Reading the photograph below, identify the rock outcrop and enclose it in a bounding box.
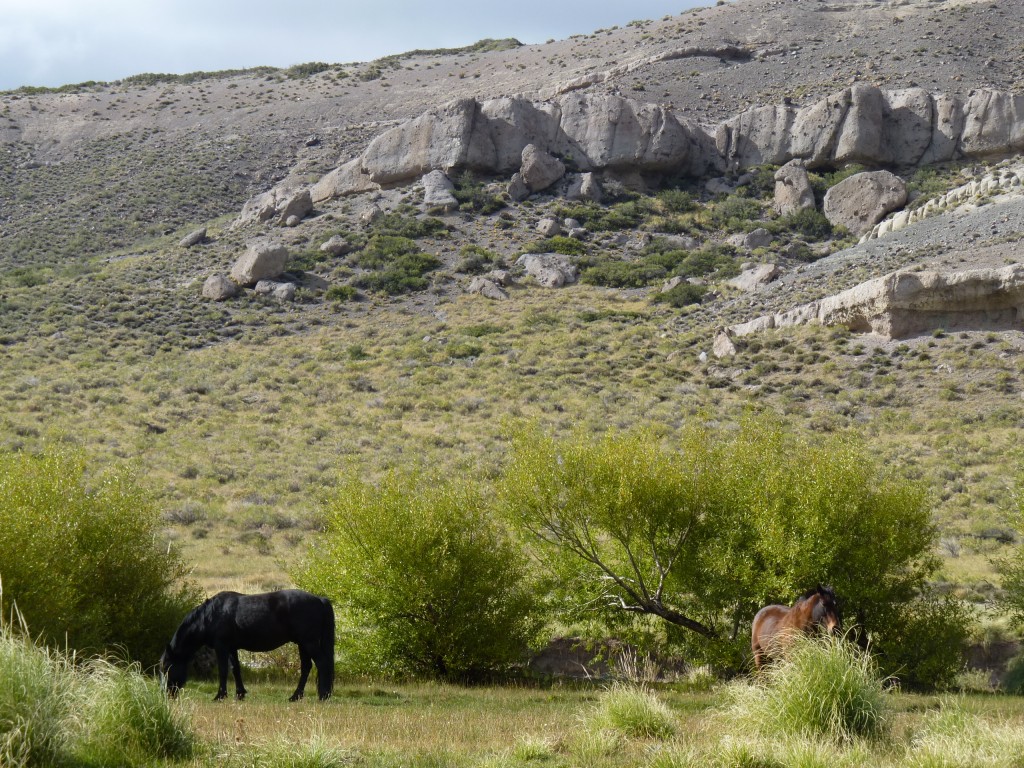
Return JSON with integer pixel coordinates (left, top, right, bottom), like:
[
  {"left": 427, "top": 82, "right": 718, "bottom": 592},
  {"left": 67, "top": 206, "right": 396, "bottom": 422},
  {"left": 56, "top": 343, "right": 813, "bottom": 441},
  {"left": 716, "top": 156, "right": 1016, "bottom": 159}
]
[
  {"left": 862, "top": 162, "right": 1024, "bottom": 242},
  {"left": 823, "top": 170, "right": 907, "bottom": 235},
  {"left": 240, "top": 86, "right": 1024, "bottom": 221},
  {"left": 728, "top": 264, "right": 1024, "bottom": 342}
]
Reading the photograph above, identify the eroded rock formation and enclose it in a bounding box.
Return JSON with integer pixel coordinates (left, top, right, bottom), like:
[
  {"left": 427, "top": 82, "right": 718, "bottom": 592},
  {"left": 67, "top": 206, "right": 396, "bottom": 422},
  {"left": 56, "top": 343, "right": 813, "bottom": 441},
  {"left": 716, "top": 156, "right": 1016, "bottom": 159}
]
[{"left": 726, "top": 264, "right": 1024, "bottom": 343}]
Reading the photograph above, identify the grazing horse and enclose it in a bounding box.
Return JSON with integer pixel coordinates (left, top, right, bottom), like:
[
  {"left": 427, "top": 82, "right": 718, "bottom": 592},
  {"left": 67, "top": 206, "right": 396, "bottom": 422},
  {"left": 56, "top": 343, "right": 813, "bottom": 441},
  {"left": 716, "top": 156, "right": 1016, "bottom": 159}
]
[
  {"left": 160, "top": 589, "right": 334, "bottom": 701},
  {"left": 751, "top": 585, "right": 841, "bottom": 670}
]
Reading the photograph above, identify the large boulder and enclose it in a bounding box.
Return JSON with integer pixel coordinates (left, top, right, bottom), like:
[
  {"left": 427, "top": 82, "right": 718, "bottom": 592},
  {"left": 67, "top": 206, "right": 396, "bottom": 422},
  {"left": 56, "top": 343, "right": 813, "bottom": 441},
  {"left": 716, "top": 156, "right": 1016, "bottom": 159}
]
[
  {"left": 960, "top": 89, "right": 1024, "bottom": 158},
  {"left": 774, "top": 160, "right": 815, "bottom": 215},
  {"left": 728, "top": 263, "right": 781, "bottom": 292},
  {"left": 236, "top": 178, "right": 309, "bottom": 227},
  {"left": 519, "top": 144, "right": 565, "bottom": 193},
  {"left": 179, "top": 227, "right": 207, "bottom": 248},
  {"left": 823, "top": 171, "right": 907, "bottom": 235},
  {"left": 230, "top": 241, "right": 289, "bottom": 286},
  {"left": 361, "top": 98, "right": 478, "bottom": 185},
  {"left": 516, "top": 253, "right": 578, "bottom": 288},
  {"left": 254, "top": 280, "right": 296, "bottom": 301},
  {"left": 422, "top": 170, "right": 459, "bottom": 212},
  {"left": 201, "top": 274, "right": 238, "bottom": 301}
]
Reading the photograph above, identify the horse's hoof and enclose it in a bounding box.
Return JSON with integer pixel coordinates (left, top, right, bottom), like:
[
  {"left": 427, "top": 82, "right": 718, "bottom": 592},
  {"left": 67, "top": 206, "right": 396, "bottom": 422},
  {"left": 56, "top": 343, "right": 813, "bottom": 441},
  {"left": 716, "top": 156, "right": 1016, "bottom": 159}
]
[
  {"left": 318, "top": 693, "right": 331, "bottom": 701},
  {"left": 236, "top": 692, "right": 246, "bottom": 701},
  {"left": 214, "top": 692, "right": 227, "bottom": 701},
  {"left": 289, "top": 693, "right": 303, "bottom": 702}
]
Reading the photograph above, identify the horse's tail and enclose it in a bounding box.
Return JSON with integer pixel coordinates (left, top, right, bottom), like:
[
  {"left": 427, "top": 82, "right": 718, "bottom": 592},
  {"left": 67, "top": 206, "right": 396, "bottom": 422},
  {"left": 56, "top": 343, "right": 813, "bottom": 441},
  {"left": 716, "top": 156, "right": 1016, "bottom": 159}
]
[{"left": 317, "top": 597, "right": 335, "bottom": 699}]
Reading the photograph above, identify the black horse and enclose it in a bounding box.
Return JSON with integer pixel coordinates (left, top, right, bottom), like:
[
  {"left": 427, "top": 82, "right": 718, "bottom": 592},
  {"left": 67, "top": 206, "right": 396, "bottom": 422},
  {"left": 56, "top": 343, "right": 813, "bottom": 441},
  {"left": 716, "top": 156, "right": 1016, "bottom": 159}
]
[{"left": 160, "top": 589, "right": 334, "bottom": 701}]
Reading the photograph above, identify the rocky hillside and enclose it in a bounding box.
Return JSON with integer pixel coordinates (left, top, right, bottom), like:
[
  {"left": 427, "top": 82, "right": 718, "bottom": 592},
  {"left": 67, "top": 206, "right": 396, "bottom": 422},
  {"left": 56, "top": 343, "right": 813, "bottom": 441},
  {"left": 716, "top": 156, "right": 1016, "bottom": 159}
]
[{"left": 1, "top": 0, "right": 1023, "bottom": 593}]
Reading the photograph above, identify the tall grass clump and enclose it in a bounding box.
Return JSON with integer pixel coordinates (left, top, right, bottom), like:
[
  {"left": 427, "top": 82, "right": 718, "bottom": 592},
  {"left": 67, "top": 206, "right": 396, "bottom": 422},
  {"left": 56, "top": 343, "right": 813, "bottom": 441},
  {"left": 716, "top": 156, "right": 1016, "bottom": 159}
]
[
  {"left": 0, "top": 613, "right": 72, "bottom": 768},
  {"left": 75, "top": 658, "right": 194, "bottom": 766},
  {"left": 727, "top": 634, "right": 889, "bottom": 743},
  {"left": 224, "top": 735, "right": 352, "bottom": 768},
  {"left": 591, "top": 683, "right": 677, "bottom": 740},
  {"left": 905, "top": 699, "right": 1024, "bottom": 768}
]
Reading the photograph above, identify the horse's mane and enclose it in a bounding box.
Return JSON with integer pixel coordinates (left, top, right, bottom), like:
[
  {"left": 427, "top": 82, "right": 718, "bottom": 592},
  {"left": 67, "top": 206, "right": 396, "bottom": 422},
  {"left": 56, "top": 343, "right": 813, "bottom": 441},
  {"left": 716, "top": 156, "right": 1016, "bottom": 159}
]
[
  {"left": 169, "top": 593, "right": 223, "bottom": 653},
  {"left": 797, "top": 585, "right": 836, "bottom": 603}
]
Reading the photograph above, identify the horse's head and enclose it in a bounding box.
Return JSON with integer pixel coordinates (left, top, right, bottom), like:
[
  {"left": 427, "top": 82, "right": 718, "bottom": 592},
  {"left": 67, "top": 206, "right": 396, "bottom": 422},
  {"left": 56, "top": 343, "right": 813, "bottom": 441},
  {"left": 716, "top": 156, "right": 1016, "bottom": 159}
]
[
  {"left": 160, "top": 645, "right": 188, "bottom": 698},
  {"left": 811, "top": 584, "right": 841, "bottom": 635}
]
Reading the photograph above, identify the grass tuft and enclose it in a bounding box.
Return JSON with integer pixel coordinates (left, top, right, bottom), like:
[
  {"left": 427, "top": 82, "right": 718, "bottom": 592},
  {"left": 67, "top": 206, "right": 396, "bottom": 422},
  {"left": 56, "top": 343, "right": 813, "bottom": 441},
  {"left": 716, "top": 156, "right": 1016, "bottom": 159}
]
[
  {"left": 590, "top": 683, "right": 677, "bottom": 741},
  {"left": 726, "top": 634, "right": 889, "bottom": 743}
]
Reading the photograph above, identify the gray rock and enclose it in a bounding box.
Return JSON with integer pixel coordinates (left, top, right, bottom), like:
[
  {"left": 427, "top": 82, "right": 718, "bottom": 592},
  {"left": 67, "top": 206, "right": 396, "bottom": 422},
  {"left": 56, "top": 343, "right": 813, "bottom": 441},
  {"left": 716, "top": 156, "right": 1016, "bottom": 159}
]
[
  {"left": 422, "top": 169, "right": 459, "bottom": 212},
  {"left": 508, "top": 172, "right": 530, "bottom": 202},
  {"left": 486, "top": 269, "right": 513, "bottom": 287},
  {"left": 713, "top": 332, "right": 737, "bottom": 358},
  {"left": 537, "top": 217, "right": 562, "bottom": 237},
  {"left": 566, "top": 172, "right": 602, "bottom": 202},
  {"left": 277, "top": 189, "right": 312, "bottom": 225},
  {"left": 520, "top": 144, "right": 565, "bottom": 193},
  {"left": 320, "top": 235, "right": 353, "bottom": 256},
  {"left": 285, "top": 215, "right": 301, "bottom": 228},
  {"left": 823, "top": 170, "right": 907, "bottom": 235},
  {"left": 658, "top": 234, "right": 701, "bottom": 251},
  {"left": 516, "top": 253, "right": 578, "bottom": 288},
  {"left": 230, "top": 242, "right": 289, "bottom": 286},
  {"left": 466, "top": 276, "right": 509, "bottom": 300},
  {"left": 311, "top": 158, "right": 377, "bottom": 202},
  {"left": 774, "top": 160, "right": 815, "bottom": 215},
  {"left": 201, "top": 274, "right": 238, "bottom": 301},
  {"left": 179, "top": 227, "right": 207, "bottom": 248},
  {"left": 730, "top": 264, "right": 1024, "bottom": 340},
  {"left": 254, "top": 280, "right": 297, "bottom": 301},
  {"left": 729, "top": 263, "right": 781, "bottom": 292}
]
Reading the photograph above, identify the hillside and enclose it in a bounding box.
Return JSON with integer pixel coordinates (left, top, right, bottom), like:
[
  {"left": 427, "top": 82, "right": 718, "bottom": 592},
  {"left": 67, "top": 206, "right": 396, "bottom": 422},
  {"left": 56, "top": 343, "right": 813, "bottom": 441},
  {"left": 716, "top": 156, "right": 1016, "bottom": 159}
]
[{"left": 1, "top": 0, "right": 1023, "bottom": 596}]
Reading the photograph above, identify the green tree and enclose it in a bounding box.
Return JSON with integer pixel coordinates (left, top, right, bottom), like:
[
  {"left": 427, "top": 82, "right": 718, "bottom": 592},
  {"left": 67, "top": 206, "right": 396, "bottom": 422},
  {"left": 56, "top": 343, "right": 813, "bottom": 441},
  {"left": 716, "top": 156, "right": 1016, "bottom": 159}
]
[
  {"left": 294, "top": 470, "right": 541, "bottom": 679},
  {"left": 997, "top": 474, "right": 1024, "bottom": 626},
  {"left": 0, "top": 451, "right": 198, "bottom": 664},
  {"left": 499, "top": 418, "right": 963, "bottom": 682}
]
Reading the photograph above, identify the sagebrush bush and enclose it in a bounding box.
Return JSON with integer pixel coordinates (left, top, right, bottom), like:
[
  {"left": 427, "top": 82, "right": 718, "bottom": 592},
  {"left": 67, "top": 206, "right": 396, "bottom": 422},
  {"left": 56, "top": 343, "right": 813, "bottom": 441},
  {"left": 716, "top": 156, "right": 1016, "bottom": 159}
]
[
  {"left": 727, "top": 634, "right": 888, "bottom": 743},
  {"left": 295, "top": 470, "right": 541, "bottom": 679},
  {"left": 0, "top": 450, "right": 199, "bottom": 663}
]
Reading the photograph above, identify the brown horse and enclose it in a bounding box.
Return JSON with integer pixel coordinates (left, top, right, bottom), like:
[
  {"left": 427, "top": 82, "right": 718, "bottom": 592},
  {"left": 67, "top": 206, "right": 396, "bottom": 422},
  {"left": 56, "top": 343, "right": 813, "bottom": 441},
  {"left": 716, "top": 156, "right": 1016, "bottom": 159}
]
[{"left": 751, "top": 585, "right": 841, "bottom": 669}]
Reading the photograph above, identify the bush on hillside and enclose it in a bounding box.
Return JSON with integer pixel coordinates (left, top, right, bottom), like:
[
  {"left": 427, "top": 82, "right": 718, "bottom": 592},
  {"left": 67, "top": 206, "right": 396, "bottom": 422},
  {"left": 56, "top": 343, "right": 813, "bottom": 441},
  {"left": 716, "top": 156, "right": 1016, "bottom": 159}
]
[
  {"left": 0, "top": 450, "right": 198, "bottom": 663},
  {"left": 295, "top": 470, "right": 541, "bottom": 680}
]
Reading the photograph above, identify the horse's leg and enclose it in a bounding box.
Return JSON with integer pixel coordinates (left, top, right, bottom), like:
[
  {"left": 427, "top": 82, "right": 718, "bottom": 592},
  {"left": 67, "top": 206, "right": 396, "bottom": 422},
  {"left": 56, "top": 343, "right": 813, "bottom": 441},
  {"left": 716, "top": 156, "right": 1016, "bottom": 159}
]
[
  {"left": 214, "top": 648, "right": 230, "bottom": 700},
  {"left": 290, "top": 646, "right": 312, "bottom": 702},
  {"left": 230, "top": 650, "right": 247, "bottom": 700}
]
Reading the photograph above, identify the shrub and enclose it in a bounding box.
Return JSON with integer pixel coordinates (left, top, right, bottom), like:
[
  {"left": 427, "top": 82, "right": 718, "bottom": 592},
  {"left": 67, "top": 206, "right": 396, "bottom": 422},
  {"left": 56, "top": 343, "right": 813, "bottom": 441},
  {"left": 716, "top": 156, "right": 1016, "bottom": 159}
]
[
  {"left": 295, "top": 470, "right": 541, "bottom": 679},
  {"left": 0, "top": 450, "right": 198, "bottom": 663},
  {"left": 370, "top": 213, "right": 447, "bottom": 240},
  {"left": 772, "top": 207, "right": 833, "bottom": 240},
  {"left": 326, "top": 284, "right": 358, "bottom": 302},
  {"left": 727, "top": 634, "right": 889, "bottom": 743},
  {"left": 580, "top": 258, "right": 666, "bottom": 288},
  {"left": 651, "top": 283, "right": 706, "bottom": 308},
  {"left": 591, "top": 684, "right": 677, "bottom": 740},
  {"left": 349, "top": 236, "right": 441, "bottom": 295},
  {"left": 523, "top": 235, "right": 586, "bottom": 256},
  {"left": 455, "top": 244, "right": 503, "bottom": 274}
]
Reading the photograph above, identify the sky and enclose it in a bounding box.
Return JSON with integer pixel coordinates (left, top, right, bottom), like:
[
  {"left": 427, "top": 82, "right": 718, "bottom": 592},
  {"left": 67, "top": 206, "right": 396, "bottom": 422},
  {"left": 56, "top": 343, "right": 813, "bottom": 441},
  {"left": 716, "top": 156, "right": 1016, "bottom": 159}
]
[{"left": 0, "top": 1, "right": 707, "bottom": 92}]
